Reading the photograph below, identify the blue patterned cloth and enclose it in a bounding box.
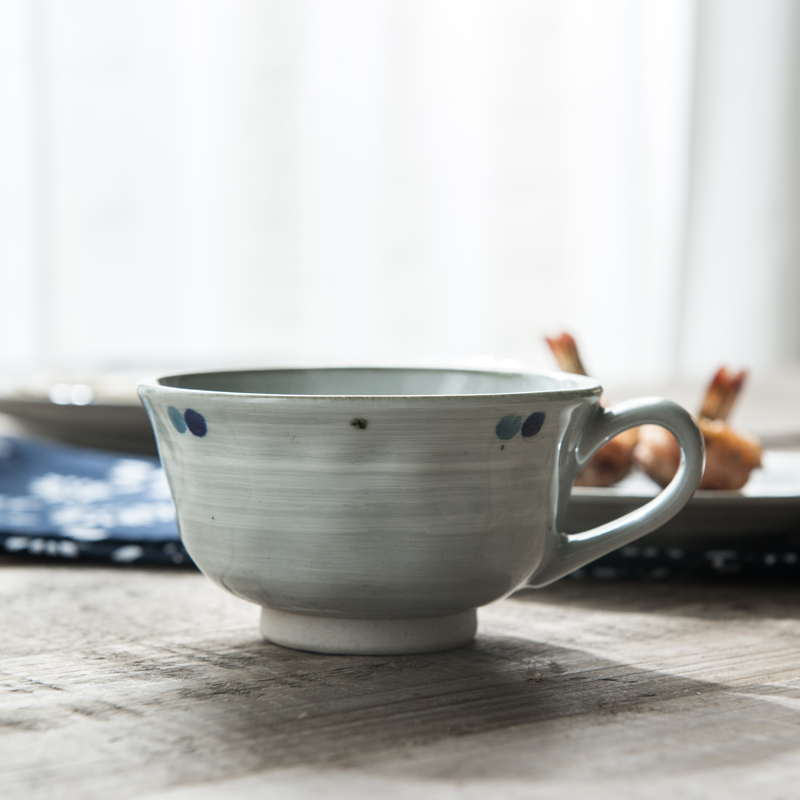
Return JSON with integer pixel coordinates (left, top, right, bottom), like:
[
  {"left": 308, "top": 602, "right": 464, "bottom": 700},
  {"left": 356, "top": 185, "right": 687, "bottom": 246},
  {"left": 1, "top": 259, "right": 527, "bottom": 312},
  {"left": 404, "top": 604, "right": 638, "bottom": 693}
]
[{"left": 0, "top": 437, "right": 189, "bottom": 565}]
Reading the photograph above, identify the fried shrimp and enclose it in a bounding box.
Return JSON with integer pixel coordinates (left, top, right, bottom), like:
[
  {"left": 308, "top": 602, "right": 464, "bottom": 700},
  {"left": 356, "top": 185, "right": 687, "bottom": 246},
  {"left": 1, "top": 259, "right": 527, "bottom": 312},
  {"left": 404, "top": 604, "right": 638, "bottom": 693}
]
[
  {"left": 634, "top": 367, "right": 762, "bottom": 491},
  {"left": 546, "top": 333, "right": 638, "bottom": 487}
]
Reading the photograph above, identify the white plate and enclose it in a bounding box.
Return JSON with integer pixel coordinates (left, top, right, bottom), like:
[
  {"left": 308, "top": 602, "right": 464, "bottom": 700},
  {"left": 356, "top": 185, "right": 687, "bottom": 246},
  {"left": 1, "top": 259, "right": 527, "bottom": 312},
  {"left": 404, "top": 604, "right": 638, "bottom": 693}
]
[
  {"left": 1, "top": 393, "right": 798, "bottom": 547},
  {"left": 0, "top": 397, "right": 156, "bottom": 455},
  {"left": 566, "top": 450, "right": 800, "bottom": 546}
]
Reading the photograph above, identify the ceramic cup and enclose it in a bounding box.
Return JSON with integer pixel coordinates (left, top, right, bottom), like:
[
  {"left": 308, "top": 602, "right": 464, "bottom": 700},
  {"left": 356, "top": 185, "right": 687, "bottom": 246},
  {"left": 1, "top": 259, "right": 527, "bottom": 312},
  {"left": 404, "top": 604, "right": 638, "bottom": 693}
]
[{"left": 139, "top": 368, "right": 703, "bottom": 655}]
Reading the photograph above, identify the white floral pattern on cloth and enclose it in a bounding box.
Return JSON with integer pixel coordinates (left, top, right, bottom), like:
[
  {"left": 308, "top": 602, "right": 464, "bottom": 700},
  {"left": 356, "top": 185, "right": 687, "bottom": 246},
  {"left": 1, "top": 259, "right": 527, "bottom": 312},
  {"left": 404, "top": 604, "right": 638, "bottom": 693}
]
[{"left": 0, "top": 437, "right": 187, "bottom": 565}]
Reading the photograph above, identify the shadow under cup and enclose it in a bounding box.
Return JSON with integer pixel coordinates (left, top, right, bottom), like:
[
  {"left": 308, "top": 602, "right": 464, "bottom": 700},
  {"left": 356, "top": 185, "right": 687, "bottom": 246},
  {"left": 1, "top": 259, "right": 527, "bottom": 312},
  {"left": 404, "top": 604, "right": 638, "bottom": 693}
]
[{"left": 138, "top": 367, "right": 701, "bottom": 655}]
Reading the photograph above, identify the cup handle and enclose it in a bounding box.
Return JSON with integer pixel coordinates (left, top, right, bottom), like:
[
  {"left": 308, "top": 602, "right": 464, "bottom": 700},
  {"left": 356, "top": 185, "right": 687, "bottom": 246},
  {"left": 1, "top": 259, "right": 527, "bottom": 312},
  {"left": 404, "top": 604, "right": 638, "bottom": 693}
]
[{"left": 529, "top": 397, "right": 705, "bottom": 587}]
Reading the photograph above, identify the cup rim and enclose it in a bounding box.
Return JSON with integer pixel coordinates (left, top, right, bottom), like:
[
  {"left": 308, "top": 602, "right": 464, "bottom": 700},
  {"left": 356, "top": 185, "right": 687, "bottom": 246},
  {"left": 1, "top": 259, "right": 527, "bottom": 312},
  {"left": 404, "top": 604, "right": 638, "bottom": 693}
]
[{"left": 138, "top": 366, "right": 602, "bottom": 402}]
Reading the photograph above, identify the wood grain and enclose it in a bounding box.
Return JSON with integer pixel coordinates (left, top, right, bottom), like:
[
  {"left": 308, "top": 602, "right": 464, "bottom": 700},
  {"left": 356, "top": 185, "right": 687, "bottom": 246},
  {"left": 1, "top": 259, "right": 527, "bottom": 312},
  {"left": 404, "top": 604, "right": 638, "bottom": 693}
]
[{"left": 3, "top": 555, "right": 800, "bottom": 799}]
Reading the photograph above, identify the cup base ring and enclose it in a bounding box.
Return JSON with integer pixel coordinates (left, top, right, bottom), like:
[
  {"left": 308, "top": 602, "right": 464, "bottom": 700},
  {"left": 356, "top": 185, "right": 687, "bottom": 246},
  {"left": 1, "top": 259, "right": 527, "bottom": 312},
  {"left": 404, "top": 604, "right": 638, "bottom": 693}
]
[{"left": 259, "top": 607, "right": 477, "bottom": 655}]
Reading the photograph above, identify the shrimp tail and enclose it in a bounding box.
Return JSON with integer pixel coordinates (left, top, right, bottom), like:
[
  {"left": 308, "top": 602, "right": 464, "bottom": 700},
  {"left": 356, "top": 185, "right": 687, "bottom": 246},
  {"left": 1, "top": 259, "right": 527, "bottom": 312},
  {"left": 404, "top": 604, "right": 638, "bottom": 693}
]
[
  {"left": 545, "top": 332, "right": 588, "bottom": 376},
  {"left": 699, "top": 367, "right": 747, "bottom": 421}
]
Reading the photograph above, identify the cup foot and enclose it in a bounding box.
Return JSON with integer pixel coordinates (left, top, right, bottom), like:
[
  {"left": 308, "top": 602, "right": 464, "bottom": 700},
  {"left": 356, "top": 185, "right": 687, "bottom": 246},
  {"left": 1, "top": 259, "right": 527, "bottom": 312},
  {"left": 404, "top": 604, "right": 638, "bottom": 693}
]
[{"left": 259, "top": 607, "right": 477, "bottom": 655}]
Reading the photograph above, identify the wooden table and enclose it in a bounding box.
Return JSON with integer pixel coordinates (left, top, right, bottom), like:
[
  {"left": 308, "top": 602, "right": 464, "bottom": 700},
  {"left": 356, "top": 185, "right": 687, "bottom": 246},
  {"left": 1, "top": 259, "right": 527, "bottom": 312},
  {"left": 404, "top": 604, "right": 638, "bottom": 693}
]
[{"left": 3, "top": 555, "right": 800, "bottom": 800}]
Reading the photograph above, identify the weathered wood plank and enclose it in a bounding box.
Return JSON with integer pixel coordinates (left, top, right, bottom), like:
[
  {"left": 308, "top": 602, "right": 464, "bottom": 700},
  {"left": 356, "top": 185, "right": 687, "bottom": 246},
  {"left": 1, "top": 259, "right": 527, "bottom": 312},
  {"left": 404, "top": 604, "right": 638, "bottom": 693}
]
[{"left": 2, "top": 557, "right": 800, "bottom": 799}]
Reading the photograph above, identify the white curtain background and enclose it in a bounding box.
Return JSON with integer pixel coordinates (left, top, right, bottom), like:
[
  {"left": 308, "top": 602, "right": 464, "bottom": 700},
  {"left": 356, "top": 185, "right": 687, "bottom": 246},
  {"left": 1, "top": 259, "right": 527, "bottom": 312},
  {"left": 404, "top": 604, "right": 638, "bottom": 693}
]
[{"left": 0, "top": 0, "right": 798, "bottom": 383}]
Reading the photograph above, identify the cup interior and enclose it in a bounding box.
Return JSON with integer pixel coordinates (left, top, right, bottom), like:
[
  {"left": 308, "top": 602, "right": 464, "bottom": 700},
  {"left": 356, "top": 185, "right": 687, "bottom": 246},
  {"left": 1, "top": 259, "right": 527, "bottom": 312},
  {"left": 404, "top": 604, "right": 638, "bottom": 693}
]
[{"left": 155, "top": 367, "right": 599, "bottom": 398}]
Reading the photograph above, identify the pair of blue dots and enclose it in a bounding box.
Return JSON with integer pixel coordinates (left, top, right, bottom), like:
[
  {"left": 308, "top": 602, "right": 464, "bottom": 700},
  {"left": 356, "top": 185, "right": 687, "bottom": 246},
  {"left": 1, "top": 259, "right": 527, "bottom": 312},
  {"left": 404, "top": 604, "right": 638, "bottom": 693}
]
[
  {"left": 168, "top": 406, "right": 207, "bottom": 437},
  {"left": 496, "top": 411, "right": 545, "bottom": 441}
]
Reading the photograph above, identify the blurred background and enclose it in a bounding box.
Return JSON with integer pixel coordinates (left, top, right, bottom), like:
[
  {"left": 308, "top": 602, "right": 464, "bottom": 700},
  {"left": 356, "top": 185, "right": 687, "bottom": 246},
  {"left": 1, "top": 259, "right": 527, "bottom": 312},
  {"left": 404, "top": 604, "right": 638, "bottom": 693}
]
[{"left": 2, "top": 0, "right": 800, "bottom": 386}]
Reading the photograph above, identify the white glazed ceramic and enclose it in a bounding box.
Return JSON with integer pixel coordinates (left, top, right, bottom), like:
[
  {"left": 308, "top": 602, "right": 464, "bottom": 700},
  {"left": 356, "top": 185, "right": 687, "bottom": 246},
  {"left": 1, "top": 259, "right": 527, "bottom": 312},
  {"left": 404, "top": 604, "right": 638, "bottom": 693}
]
[{"left": 138, "top": 368, "right": 704, "bottom": 655}]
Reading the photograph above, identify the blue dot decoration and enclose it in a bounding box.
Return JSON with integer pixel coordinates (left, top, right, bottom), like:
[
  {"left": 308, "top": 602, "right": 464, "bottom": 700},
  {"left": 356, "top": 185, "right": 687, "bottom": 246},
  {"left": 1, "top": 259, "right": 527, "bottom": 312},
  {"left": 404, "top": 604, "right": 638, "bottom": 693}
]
[
  {"left": 168, "top": 406, "right": 187, "bottom": 434},
  {"left": 521, "top": 412, "right": 545, "bottom": 438},
  {"left": 495, "top": 414, "right": 522, "bottom": 440},
  {"left": 184, "top": 408, "right": 207, "bottom": 437}
]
